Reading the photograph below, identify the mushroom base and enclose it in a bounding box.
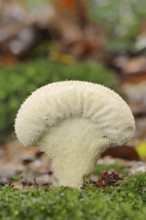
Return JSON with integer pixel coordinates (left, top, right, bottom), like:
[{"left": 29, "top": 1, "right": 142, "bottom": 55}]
[{"left": 39, "top": 117, "right": 110, "bottom": 188}]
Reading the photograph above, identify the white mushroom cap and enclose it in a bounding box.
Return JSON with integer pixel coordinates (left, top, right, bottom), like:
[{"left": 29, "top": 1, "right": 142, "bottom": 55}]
[{"left": 15, "top": 81, "right": 135, "bottom": 187}]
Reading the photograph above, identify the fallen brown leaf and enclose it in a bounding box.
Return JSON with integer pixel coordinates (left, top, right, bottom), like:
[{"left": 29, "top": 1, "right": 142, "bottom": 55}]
[
  {"left": 101, "top": 146, "right": 140, "bottom": 161},
  {"left": 96, "top": 171, "right": 123, "bottom": 189}
]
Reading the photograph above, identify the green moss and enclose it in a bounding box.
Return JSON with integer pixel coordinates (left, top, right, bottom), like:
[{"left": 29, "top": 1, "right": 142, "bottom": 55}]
[
  {"left": 0, "top": 59, "right": 117, "bottom": 135},
  {"left": 0, "top": 173, "right": 146, "bottom": 220}
]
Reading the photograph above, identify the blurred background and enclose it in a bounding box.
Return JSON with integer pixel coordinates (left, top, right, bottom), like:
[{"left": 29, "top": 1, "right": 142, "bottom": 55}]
[{"left": 0, "top": 0, "right": 146, "bottom": 187}]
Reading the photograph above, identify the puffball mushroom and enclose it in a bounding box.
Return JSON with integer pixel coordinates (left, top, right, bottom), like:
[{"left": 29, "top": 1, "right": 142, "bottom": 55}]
[{"left": 15, "top": 81, "right": 135, "bottom": 188}]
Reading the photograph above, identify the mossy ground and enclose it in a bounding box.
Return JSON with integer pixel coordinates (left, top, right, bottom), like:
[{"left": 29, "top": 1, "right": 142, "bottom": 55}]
[{"left": 0, "top": 166, "right": 146, "bottom": 220}]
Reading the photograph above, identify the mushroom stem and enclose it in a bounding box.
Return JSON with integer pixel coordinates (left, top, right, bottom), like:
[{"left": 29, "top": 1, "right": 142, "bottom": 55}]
[{"left": 39, "top": 117, "right": 110, "bottom": 188}]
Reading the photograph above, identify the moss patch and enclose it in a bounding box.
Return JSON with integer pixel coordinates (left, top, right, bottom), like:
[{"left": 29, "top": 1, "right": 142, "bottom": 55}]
[{"left": 0, "top": 172, "right": 146, "bottom": 220}]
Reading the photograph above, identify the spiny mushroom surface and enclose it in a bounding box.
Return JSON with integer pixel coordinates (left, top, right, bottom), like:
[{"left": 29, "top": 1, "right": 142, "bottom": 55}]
[{"left": 15, "top": 81, "right": 135, "bottom": 188}]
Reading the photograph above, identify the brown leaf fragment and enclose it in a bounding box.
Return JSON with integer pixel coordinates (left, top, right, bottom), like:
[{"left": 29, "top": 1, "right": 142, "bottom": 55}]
[
  {"left": 96, "top": 171, "right": 123, "bottom": 189},
  {"left": 35, "top": 151, "right": 45, "bottom": 159},
  {"left": 101, "top": 146, "right": 140, "bottom": 161},
  {"left": 41, "top": 183, "right": 51, "bottom": 188},
  {"left": 33, "top": 178, "right": 39, "bottom": 188},
  {"left": 21, "top": 180, "right": 35, "bottom": 187},
  {"left": 22, "top": 158, "right": 34, "bottom": 165}
]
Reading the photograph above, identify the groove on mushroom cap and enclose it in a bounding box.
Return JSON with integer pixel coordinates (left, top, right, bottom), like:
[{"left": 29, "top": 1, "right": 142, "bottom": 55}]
[{"left": 15, "top": 81, "right": 135, "bottom": 147}]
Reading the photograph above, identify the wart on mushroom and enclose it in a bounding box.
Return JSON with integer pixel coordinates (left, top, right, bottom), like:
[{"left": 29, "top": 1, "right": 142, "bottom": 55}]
[{"left": 15, "top": 81, "right": 135, "bottom": 188}]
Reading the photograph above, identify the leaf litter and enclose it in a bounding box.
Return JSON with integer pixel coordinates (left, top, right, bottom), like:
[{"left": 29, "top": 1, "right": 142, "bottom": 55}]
[{"left": 0, "top": 139, "right": 146, "bottom": 189}]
